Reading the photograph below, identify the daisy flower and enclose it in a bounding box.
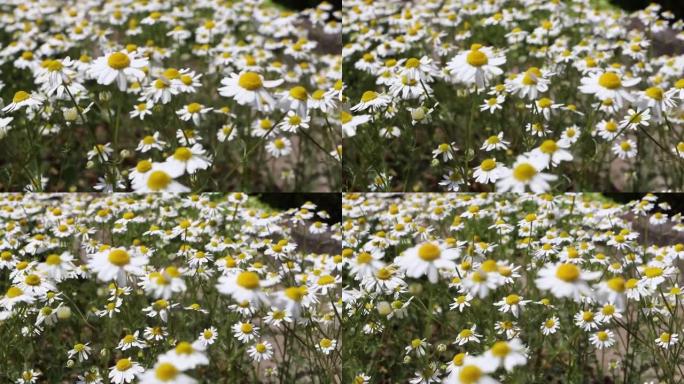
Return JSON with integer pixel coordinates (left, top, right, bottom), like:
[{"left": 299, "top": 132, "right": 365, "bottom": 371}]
[
  {"left": 579, "top": 70, "right": 639, "bottom": 108},
  {"left": 541, "top": 316, "right": 560, "bottom": 335},
  {"left": 132, "top": 162, "right": 189, "bottom": 193},
  {"left": 158, "top": 341, "right": 208, "bottom": 370},
  {"left": 176, "top": 103, "right": 213, "bottom": 126},
  {"left": 109, "top": 358, "right": 144, "bottom": 384},
  {"left": 590, "top": 330, "right": 616, "bottom": 349},
  {"left": 265, "top": 137, "right": 293, "bottom": 157},
  {"left": 444, "top": 354, "right": 497, "bottom": 384},
  {"left": 350, "top": 90, "right": 392, "bottom": 112},
  {"left": 3, "top": 90, "right": 44, "bottom": 113},
  {"left": 535, "top": 263, "right": 600, "bottom": 301},
  {"left": 530, "top": 139, "right": 573, "bottom": 167},
  {"left": 136, "top": 132, "right": 166, "bottom": 152},
  {"left": 484, "top": 339, "right": 527, "bottom": 371},
  {"left": 394, "top": 242, "right": 459, "bottom": 283},
  {"left": 67, "top": 343, "right": 92, "bottom": 362},
  {"left": 493, "top": 294, "right": 530, "bottom": 318},
  {"left": 473, "top": 158, "right": 503, "bottom": 184},
  {"left": 137, "top": 361, "right": 196, "bottom": 384},
  {"left": 165, "top": 144, "right": 212, "bottom": 175},
  {"left": 612, "top": 139, "right": 637, "bottom": 159},
  {"left": 480, "top": 133, "right": 509, "bottom": 151},
  {"left": 496, "top": 155, "right": 557, "bottom": 193},
  {"left": 90, "top": 51, "right": 148, "bottom": 91},
  {"left": 247, "top": 341, "right": 274, "bottom": 362},
  {"left": 88, "top": 247, "right": 148, "bottom": 284},
  {"left": 655, "top": 332, "right": 678, "bottom": 349},
  {"left": 216, "top": 271, "right": 269, "bottom": 307},
  {"left": 447, "top": 44, "right": 506, "bottom": 89},
  {"left": 316, "top": 338, "right": 337, "bottom": 355},
  {"left": 218, "top": 71, "right": 283, "bottom": 111}
]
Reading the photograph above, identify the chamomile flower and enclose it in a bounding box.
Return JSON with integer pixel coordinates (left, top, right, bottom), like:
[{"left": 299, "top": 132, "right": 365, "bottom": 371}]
[
  {"left": 535, "top": 263, "right": 600, "bottom": 301},
  {"left": 394, "top": 242, "right": 459, "bottom": 283},
  {"left": 108, "top": 358, "right": 144, "bottom": 384},
  {"left": 447, "top": 44, "right": 506, "bottom": 89},
  {"left": 90, "top": 51, "right": 148, "bottom": 91},
  {"left": 218, "top": 72, "right": 284, "bottom": 111}
]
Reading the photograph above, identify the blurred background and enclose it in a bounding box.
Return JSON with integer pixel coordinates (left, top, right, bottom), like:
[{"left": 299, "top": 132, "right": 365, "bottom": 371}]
[
  {"left": 611, "top": 0, "right": 683, "bottom": 19},
  {"left": 271, "top": 0, "right": 341, "bottom": 11},
  {"left": 258, "top": 193, "right": 341, "bottom": 224}
]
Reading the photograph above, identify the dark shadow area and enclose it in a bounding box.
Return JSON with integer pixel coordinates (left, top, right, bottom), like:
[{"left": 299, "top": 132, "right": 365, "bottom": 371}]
[
  {"left": 258, "top": 193, "right": 341, "bottom": 224},
  {"left": 273, "top": 0, "right": 341, "bottom": 11},
  {"left": 612, "top": 0, "right": 684, "bottom": 19},
  {"left": 604, "top": 193, "right": 684, "bottom": 215}
]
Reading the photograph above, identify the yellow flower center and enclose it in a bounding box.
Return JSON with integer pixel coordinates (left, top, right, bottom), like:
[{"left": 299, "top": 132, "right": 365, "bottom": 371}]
[
  {"left": 598, "top": 72, "right": 622, "bottom": 89},
  {"left": 136, "top": 160, "right": 152, "bottom": 173},
  {"left": 522, "top": 67, "right": 542, "bottom": 85},
  {"left": 644, "top": 266, "right": 663, "bottom": 278},
  {"left": 284, "top": 286, "right": 306, "bottom": 301},
  {"left": 46, "top": 254, "right": 61, "bottom": 265},
  {"left": 173, "top": 147, "right": 193, "bottom": 161},
  {"left": 357, "top": 252, "right": 372, "bottom": 264},
  {"left": 607, "top": 277, "right": 625, "bottom": 292},
  {"left": 13, "top": 91, "right": 30, "bottom": 103},
  {"left": 175, "top": 341, "right": 193, "bottom": 355},
  {"left": 108, "top": 249, "right": 130, "bottom": 266},
  {"left": 539, "top": 140, "right": 558, "bottom": 154},
  {"left": 116, "top": 358, "right": 132, "bottom": 371},
  {"left": 45, "top": 59, "right": 63, "bottom": 72},
  {"left": 238, "top": 72, "right": 263, "bottom": 90},
  {"left": 360, "top": 90, "right": 378, "bottom": 102},
  {"left": 597, "top": 331, "right": 609, "bottom": 341},
  {"left": 155, "top": 363, "right": 178, "bottom": 381},
  {"left": 645, "top": 86, "right": 663, "bottom": 100},
  {"left": 555, "top": 263, "right": 580, "bottom": 282},
  {"left": 186, "top": 103, "right": 202, "bottom": 114},
  {"left": 512, "top": 163, "right": 537, "bottom": 182},
  {"left": 459, "top": 365, "right": 482, "bottom": 384},
  {"left": 505, "top": 294, "right": 520, "bottom": 305},
  {"left": 289, "top": 86, "right": 308, "bottom": 101},
  {"left": 490, "top": 341, "right": 510, "bottom": 357},
  {"left": 236, "top": 271, "right": 260, "bottom": 289},
  {"left": 108, "top": 52, "right": 131, "bottom": 70},
  {"left": 466, "top": 44, "right": 488, "bottom": 67},
  {"left": 6, "top": 286, "right": 22, "bottom": 298},
  {"left": 417, "top": 242, "right": 440, "bottom": 261}
]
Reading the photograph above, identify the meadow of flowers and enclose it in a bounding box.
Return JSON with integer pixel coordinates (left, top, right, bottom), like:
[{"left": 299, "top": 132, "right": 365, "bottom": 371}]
[
  {"left": 342, "top": 0, "right": 684, "bottom": 192},
  {"left": 342, "top": 193, "right": 684, "bottom": 383},
  {"left": 0, "top": 193, "right": 341, "bottom": 383},
  {"left": 0, "top": 0, "right": 341, "bottom": 192}
]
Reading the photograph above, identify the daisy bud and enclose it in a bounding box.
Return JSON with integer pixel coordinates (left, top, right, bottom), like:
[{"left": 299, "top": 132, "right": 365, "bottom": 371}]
[
  {"left": 403, "top": 355, "right": 412, "bottom": 364},
  {"left": 63, "top": 108, "right": 78, "bottom": 122},
  {"left": 119, "top": 149, "right": 130, "bottom": 159},
  {"left": 66, "top": 359, "right": 74, "bottom": 368},
  {"left": 98, "top": 91, "right": 111, "bottom": 102},
  {"left": 100, "top": 348, "right": 108, "bottom": 358},
  {"left": 436, "top": 343, "right": 447, "bottom": 352},
  {"left": 411, "top": 108, "right": 425, "bottom": 121},
  {"left": 56, "top": 306, "right": 71, "bottom": 319},
  {"left": 86, "top": 161, "right": 95, "bottom": 169},
  {"left": 430, "top": 159, "right": 439, "bottom": 167},
  {"left": 376, "top": 301, "right": 391, "bottom": 316},
  {"left": 409, "top": 283, "right": 423, "bottom": 295}
]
